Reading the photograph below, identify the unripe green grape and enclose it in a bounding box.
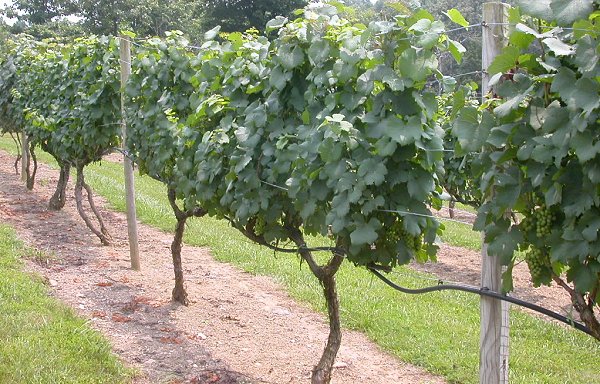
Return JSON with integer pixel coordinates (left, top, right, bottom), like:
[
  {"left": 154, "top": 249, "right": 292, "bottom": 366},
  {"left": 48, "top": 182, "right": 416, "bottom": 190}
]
[
  {"left": 387, "top": 220, "right": 422, "bottom": 252},
  {"left": 524, "top": 246, "right": 550, "bottom": 283},
  {"left": 254, "top": 216, "right": 266, "bottom": 236}
]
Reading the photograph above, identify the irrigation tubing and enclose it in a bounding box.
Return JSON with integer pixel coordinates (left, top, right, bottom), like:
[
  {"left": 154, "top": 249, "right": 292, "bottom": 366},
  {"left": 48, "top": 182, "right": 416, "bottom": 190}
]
[{"left": 367, "top": 266, "right": 594, "bottom": 337}]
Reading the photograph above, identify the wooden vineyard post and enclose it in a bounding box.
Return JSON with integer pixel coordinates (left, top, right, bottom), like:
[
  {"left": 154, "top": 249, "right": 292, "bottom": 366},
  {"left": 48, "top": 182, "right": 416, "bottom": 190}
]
[
  {"left": 20, "top": 132, "right": 28, "bottom": 182},
  {"left": 480, "top": 3, "right": 510, "bottom": 384},
  {"left": 119, "top": 35, "right": 141, "bottom": 271}
]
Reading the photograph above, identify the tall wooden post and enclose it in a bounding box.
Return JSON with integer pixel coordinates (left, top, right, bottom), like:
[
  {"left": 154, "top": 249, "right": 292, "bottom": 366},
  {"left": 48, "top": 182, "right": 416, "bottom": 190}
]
[
  {"left": 480, "top": 3, "right": 510, "bottom": 384},
  {"left": 20, "top": 132, "right": 28, "bottom": 182},
  {"left": 119, "top": 35, "right": 140, "bottom": 271}
]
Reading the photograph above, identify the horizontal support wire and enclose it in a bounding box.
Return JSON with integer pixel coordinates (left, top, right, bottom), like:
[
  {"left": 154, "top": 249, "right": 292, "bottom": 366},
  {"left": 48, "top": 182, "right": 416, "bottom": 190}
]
[
  {"left": 377, "top": 209, "right": 473, "bottom": 226},
  {"left": 260, "top": 180, "right": 288, "bottom": 191},
  {"left": 186, "top": 44, "right": 204, "bottom": 51},
  {"left": 124, "top": 23, "right": 490, "bottom": 54},
  {"left": 450, "top": 70, "right": 483, "bottom": 78},
  {"left": 437, "top": 205, "right": 478, "bottom": 218},
  {"left": 444, "top": 23, "right": 483, "bottom": 33},
  {"left": 367, "top": 266, "right": 594, "bottom": 337},
  {"left": 255, "top": 180, "right": 475, "bottom": 226}
]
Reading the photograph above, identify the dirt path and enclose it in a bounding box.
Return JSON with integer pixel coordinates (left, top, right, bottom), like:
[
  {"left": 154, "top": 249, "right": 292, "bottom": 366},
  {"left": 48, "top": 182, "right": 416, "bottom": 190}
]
[{"left": 0, "top": 150, "right": 445, "bottom": 383}]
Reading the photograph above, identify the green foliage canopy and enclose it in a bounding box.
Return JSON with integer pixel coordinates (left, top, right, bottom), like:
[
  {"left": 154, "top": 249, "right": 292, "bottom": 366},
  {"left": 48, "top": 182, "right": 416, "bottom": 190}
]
[
  {"left": 452, "top": 0, "right": 600, "bottom": 334},
  {"left": 125, "top": 3, "right": 460, "bottom": 267},
  {"left": 3, "top": 35, "right": 121, "bottom": 166}
]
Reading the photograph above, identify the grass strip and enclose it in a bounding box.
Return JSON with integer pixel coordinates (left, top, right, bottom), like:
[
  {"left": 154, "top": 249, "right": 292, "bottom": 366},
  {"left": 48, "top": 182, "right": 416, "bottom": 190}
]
[
  {"left": 1, "top": 137, "right": 598, "bottom": 384},
  {"left": 0, "top": 223, "right": 132, "bottom": 384}
]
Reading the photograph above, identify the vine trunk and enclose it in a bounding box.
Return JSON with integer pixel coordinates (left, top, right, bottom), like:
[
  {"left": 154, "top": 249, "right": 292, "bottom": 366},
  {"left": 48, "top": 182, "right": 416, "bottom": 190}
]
[
  {"left": 290, "top": 228, "right": 344, "bottom": 384},
  {"left": 554, "top": 276, "right": 600, "bottom": 341},
  {"left": 74, "top": 164, "right": 111, "bottom": 245},
  {"left": 49, "top": 163, "right": 71, "bottom": 210},
  {"left": 168, "top": 188, "right": 190, "bottom": 306},
  {"left": 25, "top": 142, "right": 37, "bottom": 190}
]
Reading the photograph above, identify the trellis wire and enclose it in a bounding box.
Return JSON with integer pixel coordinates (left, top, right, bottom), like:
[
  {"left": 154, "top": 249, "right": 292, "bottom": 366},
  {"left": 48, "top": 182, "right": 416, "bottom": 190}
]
[
  {"left": 377, "top": 208, "right": 473, "bottom": 226},
  {"left": 437, "top": 205, "right": 478, "bottom": 218}
]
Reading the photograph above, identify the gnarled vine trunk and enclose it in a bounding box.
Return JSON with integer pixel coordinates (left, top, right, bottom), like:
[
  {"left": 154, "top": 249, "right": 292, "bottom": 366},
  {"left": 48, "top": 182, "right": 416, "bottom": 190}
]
[
  {"left": 168, "top": 187, "right": 190, "bottom": 306},
  {"left": 167, "top": 187, "right": 207, "bottom": 306},
  {"left": 25, "top": 142, "right": 37, "bottom": 190},
  {"left": 448, "top": 199, "right": 455, "bottom": 219},
  {"left": 10, "top": 132, "right": 21, "bottom": 175},
  {"left": 312, "top": 263, "right": 343, "bottom": 384},
  {"left": 74, "top": 164, "right": 111, "bottom": 245},
  {"left": 288, "top": 227, "right": 345, "bottom": 384},
  {"left": 554, "top": 277, "right": 600, "bottom": 341},
  {"left": 49, "top": 163, "right": 71, "bottom": 210}
]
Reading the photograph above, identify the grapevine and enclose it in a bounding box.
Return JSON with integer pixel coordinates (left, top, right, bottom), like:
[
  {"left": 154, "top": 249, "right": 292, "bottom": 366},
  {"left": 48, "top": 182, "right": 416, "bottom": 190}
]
[
  {"left": 125, "top": 4, "right": 457, "bottom": 382},
  {"left": 3, "top": 35, "right": 122, "bottom": 243},
  {"left": 452, "top": 0, "right": 600, "bottom": 340}
]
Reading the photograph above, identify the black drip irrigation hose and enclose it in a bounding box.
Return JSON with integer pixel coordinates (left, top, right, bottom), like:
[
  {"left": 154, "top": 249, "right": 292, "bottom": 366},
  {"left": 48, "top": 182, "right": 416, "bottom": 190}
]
[{"left": 367, "top": 267, "right": 594, "bottom": 337}]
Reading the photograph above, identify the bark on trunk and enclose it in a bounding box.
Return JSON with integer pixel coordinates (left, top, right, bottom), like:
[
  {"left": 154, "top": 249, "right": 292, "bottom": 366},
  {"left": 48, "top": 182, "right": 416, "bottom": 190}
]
[
  {"left": 13, "top": 154, "right": 21, "bottom": 175},
  {"left": 288, "top": 227, "right": 344, "bottom": 384},
  {"left": 10, "top": 132, "right": 21, "bottom": 175},
  {"left": 49, "top": 163, "right": 71, "bottom": 210},
  {"left": 577, "top": 300, "right": 600, "bottom": 341},
  {"left": 311, "top": 260, "right": 343, "bottom": 384},
  {"left": 74, "top": 165, "right": 111, "bottom": 245},
  {"left": 168, "top": 188, "right": 190, "bottom": 306},
  {"left": 448, "top": 199, "right": 455, "bottom": 219},
  {"left": 25, "top": 142, "right": 37, "bottom": 190},
  {"left": 82, "top": 180, "right": 110, "bottom": 237},
  {"left": 554, "top": 276, "right": 600, "bottom": 341}
]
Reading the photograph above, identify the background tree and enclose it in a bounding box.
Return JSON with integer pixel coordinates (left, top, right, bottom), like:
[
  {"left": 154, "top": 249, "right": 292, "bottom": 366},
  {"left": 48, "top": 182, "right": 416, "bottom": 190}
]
[
  {"left": 0, "top": 20, "right": 8, "bottom": 44},
  {"left": 1, "top": 0, "right": 82, "bottom": 38},
  {"left": 2, "top": 0, "right": 73, "bottom": 24},
  {"left": 1, "top": 0, "right": 205, "bottom": 38},
  {"left": 200, "top": 0, "right": 307, "bottom": 33},
  {"left": 334, "top": 0, "right": 413, "bottom": 23},
  {"left": 74, "top": 0, "right": 202, "bottom": 37}
]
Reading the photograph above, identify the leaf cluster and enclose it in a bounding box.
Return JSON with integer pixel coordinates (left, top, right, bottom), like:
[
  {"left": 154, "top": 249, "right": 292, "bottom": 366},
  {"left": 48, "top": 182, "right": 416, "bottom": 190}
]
[
  {"left": 3, "top": 35, "right": 122, "bottom": 167},
  {"left": 125, "top": 4, "right": 463, "bottom": 267},
  {"left": 452, "top": 0, "right": 600, "bottom": 300}
]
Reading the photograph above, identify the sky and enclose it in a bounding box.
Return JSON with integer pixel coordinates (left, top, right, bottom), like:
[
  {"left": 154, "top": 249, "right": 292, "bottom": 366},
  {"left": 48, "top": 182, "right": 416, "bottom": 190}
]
[{"left": 1, "top": 0, "right": 11, "bottom": 24}]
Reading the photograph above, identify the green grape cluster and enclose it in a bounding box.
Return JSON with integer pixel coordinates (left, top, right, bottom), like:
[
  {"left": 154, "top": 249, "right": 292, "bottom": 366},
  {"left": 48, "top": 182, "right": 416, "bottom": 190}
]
[
  {"left": 533, "top": 205, "right": 554, "bottom": 237},
  {"left": 520, "top": 215, "right": 534, "bottom": 232},
  {"left": 524, "top": 246, "right": 549, "bottom": 282},
  {"left": 409, "top": 234, "right": 422, "bottom": 252},
  {"left": 254, "top": 216, "right": 266, "bottom": 236},
  {"left": 520, "top": 205, "right": 555, "bottom": 239},
  {"left": 388, "top": 221, "right": 422, "bottom": 252}
]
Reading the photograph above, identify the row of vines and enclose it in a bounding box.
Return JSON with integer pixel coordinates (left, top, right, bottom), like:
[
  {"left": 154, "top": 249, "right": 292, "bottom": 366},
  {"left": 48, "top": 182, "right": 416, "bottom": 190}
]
[{"left": 0, "top": 1, "right": 598, "bottom": 382}]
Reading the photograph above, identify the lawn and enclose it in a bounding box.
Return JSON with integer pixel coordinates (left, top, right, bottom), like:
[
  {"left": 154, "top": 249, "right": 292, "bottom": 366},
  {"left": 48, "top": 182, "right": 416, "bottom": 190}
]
[{"left": 0, "top": 223, "right": 132, "bottom": 384}]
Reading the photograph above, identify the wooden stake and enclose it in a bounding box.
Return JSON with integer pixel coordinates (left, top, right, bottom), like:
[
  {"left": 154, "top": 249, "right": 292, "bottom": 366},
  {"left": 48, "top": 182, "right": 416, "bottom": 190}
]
[
  {"left": 120, "top": 35, "right": 140, "bottom": 271},
  {"left": 480, "top": 3, "right": 510, "bottom": 384}
]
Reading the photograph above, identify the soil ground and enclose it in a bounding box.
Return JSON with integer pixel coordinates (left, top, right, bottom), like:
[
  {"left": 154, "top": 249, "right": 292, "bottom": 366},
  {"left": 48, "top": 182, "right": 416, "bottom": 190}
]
[{"left": 0, "top": 150, "right": 582, "bottom": 383}]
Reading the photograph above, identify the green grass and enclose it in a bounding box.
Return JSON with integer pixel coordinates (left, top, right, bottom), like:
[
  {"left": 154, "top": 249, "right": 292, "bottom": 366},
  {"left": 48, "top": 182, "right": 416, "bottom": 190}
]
[
  {"left": 0, "top": 223, "right": 132, "bottom": 384},
  {"left": 438, "top": 218, "right": 481, "bottom": 251},
  {"left": 435, "top": 201, "right": 482, "bottom": 251},
  {"left": 1, "top": 137, "right": 599, "bottom": 384}
]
